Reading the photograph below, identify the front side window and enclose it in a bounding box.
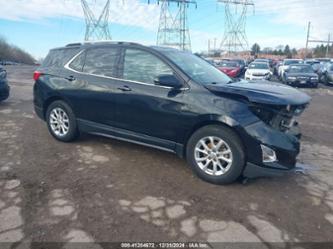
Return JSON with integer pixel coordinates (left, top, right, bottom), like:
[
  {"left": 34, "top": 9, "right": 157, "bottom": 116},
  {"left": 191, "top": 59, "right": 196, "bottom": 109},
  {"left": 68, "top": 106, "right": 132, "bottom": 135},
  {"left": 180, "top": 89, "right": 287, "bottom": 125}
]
[
  {"left": 162, "top": 50, "right": 231, "bottom": 85},
  {"left": 83, "top": 47, "right": 119, "bottom": 77},
  {"left": 123, "top": 49, "right": 173, "bottom": 85}
]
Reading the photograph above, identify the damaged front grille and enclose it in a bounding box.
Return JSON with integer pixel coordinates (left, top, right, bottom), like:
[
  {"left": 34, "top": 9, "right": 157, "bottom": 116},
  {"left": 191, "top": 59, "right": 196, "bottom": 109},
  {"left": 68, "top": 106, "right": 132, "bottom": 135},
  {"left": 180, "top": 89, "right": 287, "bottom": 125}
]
[{"left": 249, "top": 104, "right": 307, "bottom": 132}]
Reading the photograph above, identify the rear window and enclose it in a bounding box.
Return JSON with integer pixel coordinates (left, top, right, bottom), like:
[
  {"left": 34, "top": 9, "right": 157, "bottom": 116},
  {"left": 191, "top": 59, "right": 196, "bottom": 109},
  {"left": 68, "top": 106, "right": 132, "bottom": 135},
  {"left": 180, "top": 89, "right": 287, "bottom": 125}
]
[{"left": 42, "top": 48, "right": 80, "bottom": 68}]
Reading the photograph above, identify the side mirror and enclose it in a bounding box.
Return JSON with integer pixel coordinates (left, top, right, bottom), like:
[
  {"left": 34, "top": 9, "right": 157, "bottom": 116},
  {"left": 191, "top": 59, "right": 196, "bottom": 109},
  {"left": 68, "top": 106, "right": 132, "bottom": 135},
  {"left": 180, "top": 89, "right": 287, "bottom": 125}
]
[{"left": 154, "top": 74, "right": 183, "bottom": 88}]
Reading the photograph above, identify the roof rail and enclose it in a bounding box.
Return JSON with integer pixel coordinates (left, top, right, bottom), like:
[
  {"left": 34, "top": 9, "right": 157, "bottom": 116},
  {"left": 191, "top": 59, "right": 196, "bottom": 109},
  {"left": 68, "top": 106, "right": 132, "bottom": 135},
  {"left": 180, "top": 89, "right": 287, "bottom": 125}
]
[
  {"left": 83, "top": 40, "right": 143, "bottom": 46},
  {"left": 65, "top": 43, "right": 82, "bottom": 47}
]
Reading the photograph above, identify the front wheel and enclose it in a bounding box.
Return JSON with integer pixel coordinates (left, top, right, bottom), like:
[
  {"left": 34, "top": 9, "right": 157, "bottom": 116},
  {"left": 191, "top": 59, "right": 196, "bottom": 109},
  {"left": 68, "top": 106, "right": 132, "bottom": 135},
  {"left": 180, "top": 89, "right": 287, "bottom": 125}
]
[
  {"left": 186, "top": 125, "right": 245, "bottom": 185},
  {"left": 46, "top": 100, "right": 79, "bottom": 142}
]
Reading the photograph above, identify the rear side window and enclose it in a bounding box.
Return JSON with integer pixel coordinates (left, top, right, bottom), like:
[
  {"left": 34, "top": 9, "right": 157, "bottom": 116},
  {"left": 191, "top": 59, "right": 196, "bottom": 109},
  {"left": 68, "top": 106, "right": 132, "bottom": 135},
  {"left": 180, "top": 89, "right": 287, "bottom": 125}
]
[
  {"left": 69, "top": 52, "right": 85, "bottom": 72},
  {"left": 82, "top": 47, "right": 119, "bottom": 77},
  {"left": 42, "top": 48, "right": 80, "bottom": 68},
  {"left": 122, "top": 49, "right": 173, "bottom": 84}
]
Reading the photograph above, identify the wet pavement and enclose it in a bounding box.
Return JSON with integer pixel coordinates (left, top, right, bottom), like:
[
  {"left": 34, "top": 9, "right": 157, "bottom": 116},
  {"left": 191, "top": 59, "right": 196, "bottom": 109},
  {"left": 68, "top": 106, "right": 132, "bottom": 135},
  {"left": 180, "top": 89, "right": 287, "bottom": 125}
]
[{"left": 0, "top": 65, "right": 333, "bottom": 247}]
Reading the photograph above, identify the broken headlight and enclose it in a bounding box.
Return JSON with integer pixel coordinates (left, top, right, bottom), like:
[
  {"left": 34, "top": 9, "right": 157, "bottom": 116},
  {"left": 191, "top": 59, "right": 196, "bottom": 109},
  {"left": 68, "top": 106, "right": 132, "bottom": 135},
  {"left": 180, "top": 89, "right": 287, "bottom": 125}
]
[{"left": 250, "top": 104, "right": 306, "bottom": 132}]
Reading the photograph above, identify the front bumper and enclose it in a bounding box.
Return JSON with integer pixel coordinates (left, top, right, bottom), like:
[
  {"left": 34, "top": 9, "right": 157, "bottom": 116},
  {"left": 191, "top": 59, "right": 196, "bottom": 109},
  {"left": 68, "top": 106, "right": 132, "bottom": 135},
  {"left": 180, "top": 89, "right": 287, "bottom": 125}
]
[
  {"left": 0, "top": 81, "right": 10, "bottom": 101},
  {"left": 243, "top": 162, "right": 303, "bottom": 178},
  {"left": 286, "top": 80, "right": 318, "bottom": 87},
  {"left": 240, "top": 120, "right": 301, "bottom": 178}
]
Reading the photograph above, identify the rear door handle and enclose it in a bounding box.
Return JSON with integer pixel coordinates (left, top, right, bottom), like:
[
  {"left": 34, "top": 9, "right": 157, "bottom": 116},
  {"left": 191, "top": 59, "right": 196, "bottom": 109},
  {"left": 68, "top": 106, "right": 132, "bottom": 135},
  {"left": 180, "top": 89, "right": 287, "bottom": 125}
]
[
  {"left": 66, "top": 75, "right": 76, "bottom": 81},
  {"left": 117, "top": 86, "right": 132, "bottom": 92}
]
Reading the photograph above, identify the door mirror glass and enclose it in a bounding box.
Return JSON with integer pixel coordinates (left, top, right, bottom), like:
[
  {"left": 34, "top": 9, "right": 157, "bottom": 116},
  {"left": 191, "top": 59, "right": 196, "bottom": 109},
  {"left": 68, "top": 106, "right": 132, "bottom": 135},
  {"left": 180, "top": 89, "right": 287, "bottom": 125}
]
[{"left": 154, "top": 74, "right": 182, "bottom": 88}]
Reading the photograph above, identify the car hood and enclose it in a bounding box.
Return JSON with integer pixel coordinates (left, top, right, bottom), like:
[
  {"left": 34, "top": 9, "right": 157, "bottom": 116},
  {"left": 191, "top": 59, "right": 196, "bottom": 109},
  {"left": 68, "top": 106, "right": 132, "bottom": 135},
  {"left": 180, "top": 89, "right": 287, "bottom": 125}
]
[
  {"left": 286, "top": 72, "right": 317, "bottom": 77},
  {"left": 219, "top": 67, "right": 238, "bottom": 71},
  {"left": 205, "top": 80, "right": 311, "bottom": 106}
]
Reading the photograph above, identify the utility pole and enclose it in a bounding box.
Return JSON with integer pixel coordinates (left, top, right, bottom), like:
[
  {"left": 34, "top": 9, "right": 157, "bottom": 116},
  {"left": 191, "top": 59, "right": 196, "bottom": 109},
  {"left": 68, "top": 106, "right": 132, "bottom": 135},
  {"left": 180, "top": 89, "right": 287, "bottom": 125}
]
[
  {"left": 148, "top": 0, "right": 197, "bottom": 51},
  {"left": 214, "top": 38, "right": 217, "bottom": 51},
  {"left": 81, "top": 0, "right": 111, "bottom": 41},
  {"left": 326, "top": 33, "right": 331, "bottom": 57},
  {"left": 305, "top": 21, "right": 333, "bottom": 58},
  {"left": 217, "top": 0, "right": 254, "bottom": 55},
  {"left": 305, "top": 21, "right": 311, "bottom": 58}
]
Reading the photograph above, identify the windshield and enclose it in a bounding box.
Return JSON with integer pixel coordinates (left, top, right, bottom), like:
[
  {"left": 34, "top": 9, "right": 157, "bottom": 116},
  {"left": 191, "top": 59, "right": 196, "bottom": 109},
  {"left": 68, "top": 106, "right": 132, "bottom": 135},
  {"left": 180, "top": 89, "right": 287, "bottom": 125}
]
[
  {"left": 249, "top": 63, "right": 269, "bottom": 69},
  {"left": 289, "top": 65, "right": 314, "bottom": 73},
  {"left": 285, "top": 60, "right": 302, "bottom": 65},
  {"left": 162, "top": 50, "right": 231, "bottom": 85},
  {"left": 255, "top": 59, "right": 268, "bottom": 63},
  {"left": 219, "top": 61, "right": 238, "bottom": 67}
]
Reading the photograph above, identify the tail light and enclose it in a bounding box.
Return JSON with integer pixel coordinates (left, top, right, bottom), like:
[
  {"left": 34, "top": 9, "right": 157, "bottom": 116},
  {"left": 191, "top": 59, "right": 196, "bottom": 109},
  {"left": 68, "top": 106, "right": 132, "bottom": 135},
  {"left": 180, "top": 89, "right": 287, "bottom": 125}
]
[{"left": 33, "top": 71, "right": 42, "bottom": 81}]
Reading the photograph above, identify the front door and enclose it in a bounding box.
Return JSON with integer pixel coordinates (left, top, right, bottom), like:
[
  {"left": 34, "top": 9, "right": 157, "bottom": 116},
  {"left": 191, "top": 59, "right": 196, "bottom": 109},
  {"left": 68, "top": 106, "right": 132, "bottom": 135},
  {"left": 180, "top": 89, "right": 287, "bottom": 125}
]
[{"left": 114, "top": 48, "right": 186, "bottom": 144}]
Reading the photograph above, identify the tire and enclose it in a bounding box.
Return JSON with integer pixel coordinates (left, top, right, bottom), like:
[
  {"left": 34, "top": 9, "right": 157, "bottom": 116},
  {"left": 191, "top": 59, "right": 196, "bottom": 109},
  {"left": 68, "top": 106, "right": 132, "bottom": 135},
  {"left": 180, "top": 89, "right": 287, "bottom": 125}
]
[
  {"left": 46, "top": 100, "right": 79, "bottom": 142},
  {"left": 186, "top": 125, "right": 245, "bottom": 185}
]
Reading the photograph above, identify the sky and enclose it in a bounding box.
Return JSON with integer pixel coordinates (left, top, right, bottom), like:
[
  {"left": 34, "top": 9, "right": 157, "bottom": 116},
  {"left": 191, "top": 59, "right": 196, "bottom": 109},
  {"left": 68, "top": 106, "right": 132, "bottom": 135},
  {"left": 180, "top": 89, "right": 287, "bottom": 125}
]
[{"left": 0, "top": 0, "right": 332, "bottom": 59}]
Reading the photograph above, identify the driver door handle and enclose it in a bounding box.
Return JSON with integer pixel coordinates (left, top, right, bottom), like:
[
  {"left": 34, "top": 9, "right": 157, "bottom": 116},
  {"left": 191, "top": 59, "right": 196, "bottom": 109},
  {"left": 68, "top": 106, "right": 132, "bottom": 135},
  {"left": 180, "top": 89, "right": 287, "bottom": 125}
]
[
  {"left": 117, "top": 85, "right": 132, "bottom": 92},
  {"left": 66, "top": 75, "right": 76, "bottom": 81}
]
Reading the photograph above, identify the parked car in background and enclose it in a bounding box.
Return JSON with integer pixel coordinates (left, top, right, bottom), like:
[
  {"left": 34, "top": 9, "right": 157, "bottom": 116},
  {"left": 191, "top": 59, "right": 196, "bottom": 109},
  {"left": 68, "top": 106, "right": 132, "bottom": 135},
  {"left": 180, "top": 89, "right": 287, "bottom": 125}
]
[
  {"left": 278, "top": 59, "right": 303, "bottom": 79},
  {"left": 305, "top": 59, "right": 320, "bottom": 66},
  {"left": 283, "top": 64, "right": 318, "bottom": 88},
  {"left": 217, "top": 60, "right": 242, "bottom": 78},
  {"left": 321, "top": 63, "right": 333, "bottom": 85},
  {"left": 245, "top": 62, "right": 272, "bottom": 81},
  {"left": 0, "top": 66, "right": 10, "bottom": 102},
  {"left": 316, "top": 58, "right": 332, "bottom": 63},
  {"left": 33, "top": 41, "right": 311, "bottom": 185},
  {"left": 254, "top": 58, "right": 274, "bottom": 68},
  {"left": 230, "top": 59, "right": 247, "bottom": 75}
]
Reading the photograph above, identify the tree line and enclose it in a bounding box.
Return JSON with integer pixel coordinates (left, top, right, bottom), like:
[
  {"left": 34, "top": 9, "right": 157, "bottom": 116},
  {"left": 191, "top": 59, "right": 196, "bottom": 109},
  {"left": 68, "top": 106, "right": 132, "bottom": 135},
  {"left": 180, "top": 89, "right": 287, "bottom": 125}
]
[
  {"left": 0, "top": 37, "right": 35, "bottom": 65},
  {"left": 251, "top": 43, "right": 333, "bottom": 58},
  {"left": 251, "top": 43, "right": 298, "bottom": 58}
]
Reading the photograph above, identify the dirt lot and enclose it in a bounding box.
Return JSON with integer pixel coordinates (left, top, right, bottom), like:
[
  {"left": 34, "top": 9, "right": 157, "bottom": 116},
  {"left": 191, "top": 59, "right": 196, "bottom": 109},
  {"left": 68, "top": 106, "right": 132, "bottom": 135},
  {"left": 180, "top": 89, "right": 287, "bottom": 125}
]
[{"left": 0, "top": 65, "right": 333, "bottom": 247}]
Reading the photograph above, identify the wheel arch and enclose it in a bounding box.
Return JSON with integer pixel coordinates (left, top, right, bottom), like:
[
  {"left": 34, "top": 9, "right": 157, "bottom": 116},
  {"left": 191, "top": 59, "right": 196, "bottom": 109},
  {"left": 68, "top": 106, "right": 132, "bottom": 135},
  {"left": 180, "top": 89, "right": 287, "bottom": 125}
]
[
  {"left": 181, "top": 116, "right": 245, "bottom": 158},
  {"left": 43, "top": 95, "right": 72, "bottom": 119}
]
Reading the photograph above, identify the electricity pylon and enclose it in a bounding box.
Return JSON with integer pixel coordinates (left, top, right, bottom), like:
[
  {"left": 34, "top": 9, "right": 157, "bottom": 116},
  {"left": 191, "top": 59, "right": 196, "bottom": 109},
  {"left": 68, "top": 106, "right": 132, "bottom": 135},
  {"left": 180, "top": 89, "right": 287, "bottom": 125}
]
[
  {"left": 149, "top": 0, "right": 197, "bottom": 51},
  {"left": 218, "top": 0, "right": 254, "bottom": 54},
  {"left": 81, "top": 0, "right": 112, "bottom": 41}
]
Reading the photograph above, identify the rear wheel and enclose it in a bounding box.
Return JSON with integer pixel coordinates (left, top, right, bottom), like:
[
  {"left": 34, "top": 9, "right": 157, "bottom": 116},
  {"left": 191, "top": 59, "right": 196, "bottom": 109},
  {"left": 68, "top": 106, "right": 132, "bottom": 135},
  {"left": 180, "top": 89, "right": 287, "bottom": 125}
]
[
  {"left": 186, "top": 125, "right": 245, "bottom": 185},
  {"left": 46, "top": 100, "right": 79, "bottom": 142}
]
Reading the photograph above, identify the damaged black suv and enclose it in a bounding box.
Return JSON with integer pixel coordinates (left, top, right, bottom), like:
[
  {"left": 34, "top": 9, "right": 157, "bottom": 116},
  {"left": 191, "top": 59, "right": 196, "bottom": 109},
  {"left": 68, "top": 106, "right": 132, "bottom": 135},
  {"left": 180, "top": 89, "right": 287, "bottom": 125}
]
[{"left": 33, "top": 42, "right": 311, "bottom": 185}]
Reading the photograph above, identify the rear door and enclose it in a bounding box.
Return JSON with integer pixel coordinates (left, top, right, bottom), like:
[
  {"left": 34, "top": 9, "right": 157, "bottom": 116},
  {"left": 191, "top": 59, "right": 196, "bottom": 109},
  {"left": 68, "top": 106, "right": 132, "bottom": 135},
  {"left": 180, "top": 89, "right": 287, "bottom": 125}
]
[
  {"left": 114, "top": 47, "right": 187, "bottom": 145},
  {"left": 63, "top": 45, "right": 121, "bottom": 126}
]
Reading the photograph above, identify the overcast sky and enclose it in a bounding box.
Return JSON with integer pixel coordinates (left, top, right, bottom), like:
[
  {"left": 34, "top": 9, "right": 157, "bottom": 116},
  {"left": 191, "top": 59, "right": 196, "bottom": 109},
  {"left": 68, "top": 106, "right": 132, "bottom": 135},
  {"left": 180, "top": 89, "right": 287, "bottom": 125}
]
[{"left": 0, "top": 0, "right": 332, "bottom": 58}]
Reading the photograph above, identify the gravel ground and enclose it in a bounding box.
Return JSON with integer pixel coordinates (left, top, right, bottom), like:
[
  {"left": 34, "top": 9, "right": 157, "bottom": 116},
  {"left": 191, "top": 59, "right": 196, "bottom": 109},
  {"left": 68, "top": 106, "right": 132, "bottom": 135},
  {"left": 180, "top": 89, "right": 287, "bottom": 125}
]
[{"left": 0, "top": 65, "right": 333, "bottom": 248}]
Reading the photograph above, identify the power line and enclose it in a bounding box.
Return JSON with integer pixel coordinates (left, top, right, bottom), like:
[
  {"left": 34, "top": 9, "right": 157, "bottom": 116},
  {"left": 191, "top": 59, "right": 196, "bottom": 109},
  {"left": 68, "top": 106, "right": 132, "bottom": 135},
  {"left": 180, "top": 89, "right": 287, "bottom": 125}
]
[
  {"left": 217, "top": 0, "right": 254, "bottom": 54},
  {"left": 81, "top": 0, "right": 112, "bottom": 41},
  {"left": 148, "top": 0, "right": 197, "bottom": 51}
]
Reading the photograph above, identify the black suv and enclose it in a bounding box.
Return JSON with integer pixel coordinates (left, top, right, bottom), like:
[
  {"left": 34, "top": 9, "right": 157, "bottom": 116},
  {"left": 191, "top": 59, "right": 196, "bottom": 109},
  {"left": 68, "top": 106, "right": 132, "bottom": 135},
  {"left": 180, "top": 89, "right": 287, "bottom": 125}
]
[{"left": 33, "top": 42, "right": 311, "bottom": 185}]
